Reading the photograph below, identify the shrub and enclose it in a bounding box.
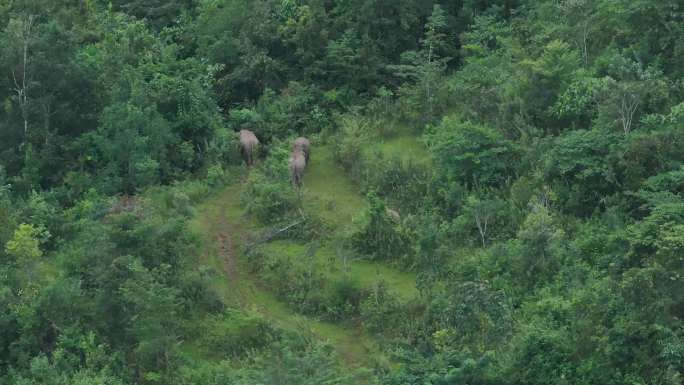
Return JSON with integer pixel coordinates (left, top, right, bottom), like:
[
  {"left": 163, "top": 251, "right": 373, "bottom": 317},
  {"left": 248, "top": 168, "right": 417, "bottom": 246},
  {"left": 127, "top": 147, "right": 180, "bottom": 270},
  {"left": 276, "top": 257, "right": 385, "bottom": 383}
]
[
  {"left": 360, "top": 282, "right": 404, "bottom": 335},
  {"left": 206, "top": 127, "right": 242, "bottom": 166},
  {"left": 206, "top": 164, "right": 226, "bottom": 187},
  {"left": 322, "top": 277, "right": 367, "bottom": 321},
  {"left": 331, "top": 113, "right": 372, "bottom": 183},
  {"left": 243, "top": 171, "right": 297, "bottom": 224},
  {"left": 352, "top": 192, "right": 409, "bottom": 262}
]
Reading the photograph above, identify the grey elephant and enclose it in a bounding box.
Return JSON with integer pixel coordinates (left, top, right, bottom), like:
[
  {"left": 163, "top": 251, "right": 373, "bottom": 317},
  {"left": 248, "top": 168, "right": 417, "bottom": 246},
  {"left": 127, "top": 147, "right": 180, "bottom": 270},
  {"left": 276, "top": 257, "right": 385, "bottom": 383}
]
[
  {"left": 290, "top": 149, "right": 306, "bottom": 188},
  {"left": 239, "top": 129, "right": 259, "bottom": 166},
  {"left": 293, "top": 137, "right": 311, "bottom": 162}
]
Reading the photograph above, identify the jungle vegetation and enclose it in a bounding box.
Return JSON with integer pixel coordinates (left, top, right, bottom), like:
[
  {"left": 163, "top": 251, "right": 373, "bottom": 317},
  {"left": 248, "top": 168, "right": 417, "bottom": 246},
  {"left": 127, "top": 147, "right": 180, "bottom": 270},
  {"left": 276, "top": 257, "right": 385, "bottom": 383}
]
[{"left": 0, "top": 0, "right": 683, "bottom": 384}]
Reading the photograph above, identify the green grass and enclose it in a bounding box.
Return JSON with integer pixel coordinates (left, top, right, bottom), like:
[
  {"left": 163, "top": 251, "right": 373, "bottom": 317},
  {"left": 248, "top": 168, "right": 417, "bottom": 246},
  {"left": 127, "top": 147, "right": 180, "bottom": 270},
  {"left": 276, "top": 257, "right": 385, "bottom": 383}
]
[
  {"left": 372, "top": 119, "right": 429, "bottom": 165},
  {"left": 378, "top": 135, "right": 428, "bottom": 165},
  {"left": 302, "top": 144, "right": 367, "bottom": 228}
]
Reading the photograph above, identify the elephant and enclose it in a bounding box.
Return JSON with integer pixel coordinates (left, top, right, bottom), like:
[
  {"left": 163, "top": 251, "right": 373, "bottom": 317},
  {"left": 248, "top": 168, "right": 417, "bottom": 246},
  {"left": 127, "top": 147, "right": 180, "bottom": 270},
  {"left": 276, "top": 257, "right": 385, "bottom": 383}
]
[
  {"left": 293, "top": 137, "right": 311, "bottom": 162},
  {"left": 289, "top": 149, "right": 306, "bottom": 188},
  {"left": 239, "top": 129, "right": 259, "bottom": 166}
]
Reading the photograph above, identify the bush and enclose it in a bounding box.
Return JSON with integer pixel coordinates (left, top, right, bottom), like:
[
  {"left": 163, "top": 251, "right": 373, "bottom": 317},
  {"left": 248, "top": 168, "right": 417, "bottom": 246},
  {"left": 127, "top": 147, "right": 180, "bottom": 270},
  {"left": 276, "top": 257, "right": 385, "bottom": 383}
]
[
  {"left": 322, "top": 277, "right": 367, "bottom": 321},
  {"left": 207, "top": 127, "right": 242, "bottom": 166},
  {"left": 205, "top": 164, "right": 226, "bottom": 187},
  {"left": 331, "top": 113, "right": 372, "bottom": 183},
  {"left": 352, "top": 192, "right": 409, "bottom": 262},
  {"left": 243, "top": 172, "right": 297, "bottom": 224},
  {"left": 245, "top": 245, "right": 368, "bottom": 322},
  {"left": 360, "top": 282, "right": 404, "bottom": 335}
]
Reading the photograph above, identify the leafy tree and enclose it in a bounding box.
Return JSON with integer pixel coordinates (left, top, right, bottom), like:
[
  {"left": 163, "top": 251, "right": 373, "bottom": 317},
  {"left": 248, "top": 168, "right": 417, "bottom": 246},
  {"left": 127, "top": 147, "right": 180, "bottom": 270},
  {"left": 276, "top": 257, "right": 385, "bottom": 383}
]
[
  {"left": 120, "top": 261, "right": 182, "bottom": 383},
  {"left": 5, "top": 223, "right": 43, "bottom": 260},
  {"left": 594, "top": 54, "right": 670, "bottom": 135},
  {"left": 543, "top": 128, "right": 621, "bottom": 216},
  {"left": 428, "top": 280, "right": 513, "bottom": 353},
  {"left": 5, "top": 223, "right": 46, "bottom": 283},
  {"left": 464, "top": 193, "right": 505, "bottom": 247},
  {"left": 390, "top": 4, "right": 452, "bottom": 123},
  {"left": 426, "top": 116, "right": 518, "bottom": 188}
]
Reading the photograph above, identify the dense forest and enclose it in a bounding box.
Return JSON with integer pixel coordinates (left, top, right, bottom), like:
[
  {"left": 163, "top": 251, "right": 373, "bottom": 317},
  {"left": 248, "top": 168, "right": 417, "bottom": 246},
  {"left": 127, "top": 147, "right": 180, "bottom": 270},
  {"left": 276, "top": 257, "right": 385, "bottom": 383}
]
[{"left": 1, "top": 0, "right": 683, "bottom": 384}]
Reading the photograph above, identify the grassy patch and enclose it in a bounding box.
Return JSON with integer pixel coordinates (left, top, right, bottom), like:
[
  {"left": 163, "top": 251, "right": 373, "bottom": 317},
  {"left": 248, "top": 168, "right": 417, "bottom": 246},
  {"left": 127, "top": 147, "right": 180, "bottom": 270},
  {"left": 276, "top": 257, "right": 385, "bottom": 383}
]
[
  {"left": 378, "top": 135, "right": 428, "bottom": 165},
  {"left": 301, "top": 144, "right": 367, "bottom": 229}
]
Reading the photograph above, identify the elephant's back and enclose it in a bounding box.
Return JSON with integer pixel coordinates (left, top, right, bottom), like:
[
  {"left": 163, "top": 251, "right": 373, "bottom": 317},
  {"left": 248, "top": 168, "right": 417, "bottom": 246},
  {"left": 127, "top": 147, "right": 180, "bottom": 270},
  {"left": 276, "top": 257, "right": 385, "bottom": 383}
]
[{"left": 240, "top": 129, "right": 259, "bottom": 146}]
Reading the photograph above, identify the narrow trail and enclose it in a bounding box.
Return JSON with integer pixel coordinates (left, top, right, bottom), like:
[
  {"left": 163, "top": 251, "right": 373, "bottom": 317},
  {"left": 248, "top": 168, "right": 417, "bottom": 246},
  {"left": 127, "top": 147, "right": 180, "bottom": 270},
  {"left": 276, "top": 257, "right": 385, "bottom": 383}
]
[{"left": 214, "top": 200, "right": 238, "bottom": 285}]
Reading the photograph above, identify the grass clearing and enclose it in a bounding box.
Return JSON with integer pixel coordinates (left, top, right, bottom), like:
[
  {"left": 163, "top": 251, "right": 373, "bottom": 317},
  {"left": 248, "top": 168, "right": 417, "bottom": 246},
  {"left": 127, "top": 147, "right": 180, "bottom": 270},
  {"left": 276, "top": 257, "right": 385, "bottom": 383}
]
[
  {"left": 378, "top": 135, "right": 428, "bottom": 165},
  {"left": 302, "top": 144, "right": 367, "bottom": 228},
  {"left": 186, "top": 146, "right": 418, "bottom": 369},
  {"left": 188, "top": 178, "right": 379, "bottom": 368},
  {"left": 372, "top": 120, "right": 429, "bottom": 165}
]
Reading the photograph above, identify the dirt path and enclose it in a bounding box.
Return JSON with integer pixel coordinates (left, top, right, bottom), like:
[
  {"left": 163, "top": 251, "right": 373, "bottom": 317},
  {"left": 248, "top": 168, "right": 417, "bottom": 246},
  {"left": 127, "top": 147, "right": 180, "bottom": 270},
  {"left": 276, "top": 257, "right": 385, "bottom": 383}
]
[
  {"left": 204, "top": 186, "right": 255, "bottom": 308},
  {"left": 215, "top": 201, "right": 239, "bottom": 285}
]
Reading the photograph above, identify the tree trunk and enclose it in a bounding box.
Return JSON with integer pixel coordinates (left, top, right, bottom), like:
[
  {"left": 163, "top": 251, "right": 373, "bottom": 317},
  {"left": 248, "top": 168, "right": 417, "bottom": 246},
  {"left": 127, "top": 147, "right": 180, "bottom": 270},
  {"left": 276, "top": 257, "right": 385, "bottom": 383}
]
[{"left": 11, "top": 15, "right": 35, "bottom": 146}]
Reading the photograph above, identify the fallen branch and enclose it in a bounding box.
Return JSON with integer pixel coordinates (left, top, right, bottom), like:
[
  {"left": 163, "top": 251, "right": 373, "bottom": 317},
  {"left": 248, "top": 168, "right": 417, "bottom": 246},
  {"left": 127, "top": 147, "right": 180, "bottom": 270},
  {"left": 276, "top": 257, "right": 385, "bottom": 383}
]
[{"left": 246, "top": 218, "right": 306, "bottom": 250}]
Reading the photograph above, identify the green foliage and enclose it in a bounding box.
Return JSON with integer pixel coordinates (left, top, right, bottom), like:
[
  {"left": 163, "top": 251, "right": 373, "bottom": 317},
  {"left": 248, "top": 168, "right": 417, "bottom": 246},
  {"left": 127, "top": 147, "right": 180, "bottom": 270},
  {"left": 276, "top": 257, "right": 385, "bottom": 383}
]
[
  {"left": 205, "top": 164, "right": 226, "bottom": 187},
  {"left": 0, "top": 0, "right": 683, "bottom": 383},
  {"left": 352, "top": 192, "right": 409, "bottom": 262},
  {"left": 107, "top": 0, "right": 193, "bottom": 30},
  {"left": 5, "top": 223, "right": 44, "bottom": 262},
  {"left": 231, "top": 339, "right": 361, "bottom": 385},
  {"left": 389, "top": 4, "right": 453, "bottom": 124},
  {"left": 360, "top": 282, "right": 405, "bottom": 336},
  {"left": 426, "top": 116, "right": 518, "bottom": 188},
  {"left": 513, "top": 200, "right": 566, "bottom": 288},
  {"left": 461, "top": 192, "right": 508, "bottom": 247},
  {"left": 246, "top": 244, "right": 368, "bottom": 322},
  {"left": 543, "top": 128, "right": 620, "bottom": 215},
  {"left": 243, "top": 144, "right": 297, "bottom": 224},
  {"left": 7, "top": 331, "right": 126, "bottom": 385},
  {"left": 427, "top": 280, "right": 513, "bottom": 353}
]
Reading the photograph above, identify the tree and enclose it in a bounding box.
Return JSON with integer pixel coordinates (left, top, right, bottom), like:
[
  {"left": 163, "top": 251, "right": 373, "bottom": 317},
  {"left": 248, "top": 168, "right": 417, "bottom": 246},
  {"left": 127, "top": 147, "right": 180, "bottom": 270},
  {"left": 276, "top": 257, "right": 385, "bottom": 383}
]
[
  {"left": 5, "top": 224, "right": 42, "bottom": 261},
  {"left": 107, "top": 0, "right": 193, "bottom": 30},
  {"left": 390, "top": 4, "right": 452, "bottom": 123},
  {"left": 543, "top": 128, "right": 620, "bottom": 215},
  {"left": 426, "top": 116, "right": 518, "bottom": 188},
  {"left": 515, "top": 198, "right": 564, "bottom": 285},
  {"left": 430, "top": 280, "right": 513, "bottom": 352},
  {"left": 352, "top": 192, "right": 408, "bottom": 261},
  {"left": 5, "top": 223, "right": 46, "bottom": 283},
  {"left": 5, "top": 15, "right": 36, "bottom": 144},
  {"left": 597, "top": 56, "right": 669, "bottom": 135},
  {"left": 120, "top": 261, "right": 182, "bottom": 383},
  {"left": 628, "top": 193, "right": 684, "bottom": 290},
  {"left": 465, "top": 193, "right": 503, "bottom": 247}
]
